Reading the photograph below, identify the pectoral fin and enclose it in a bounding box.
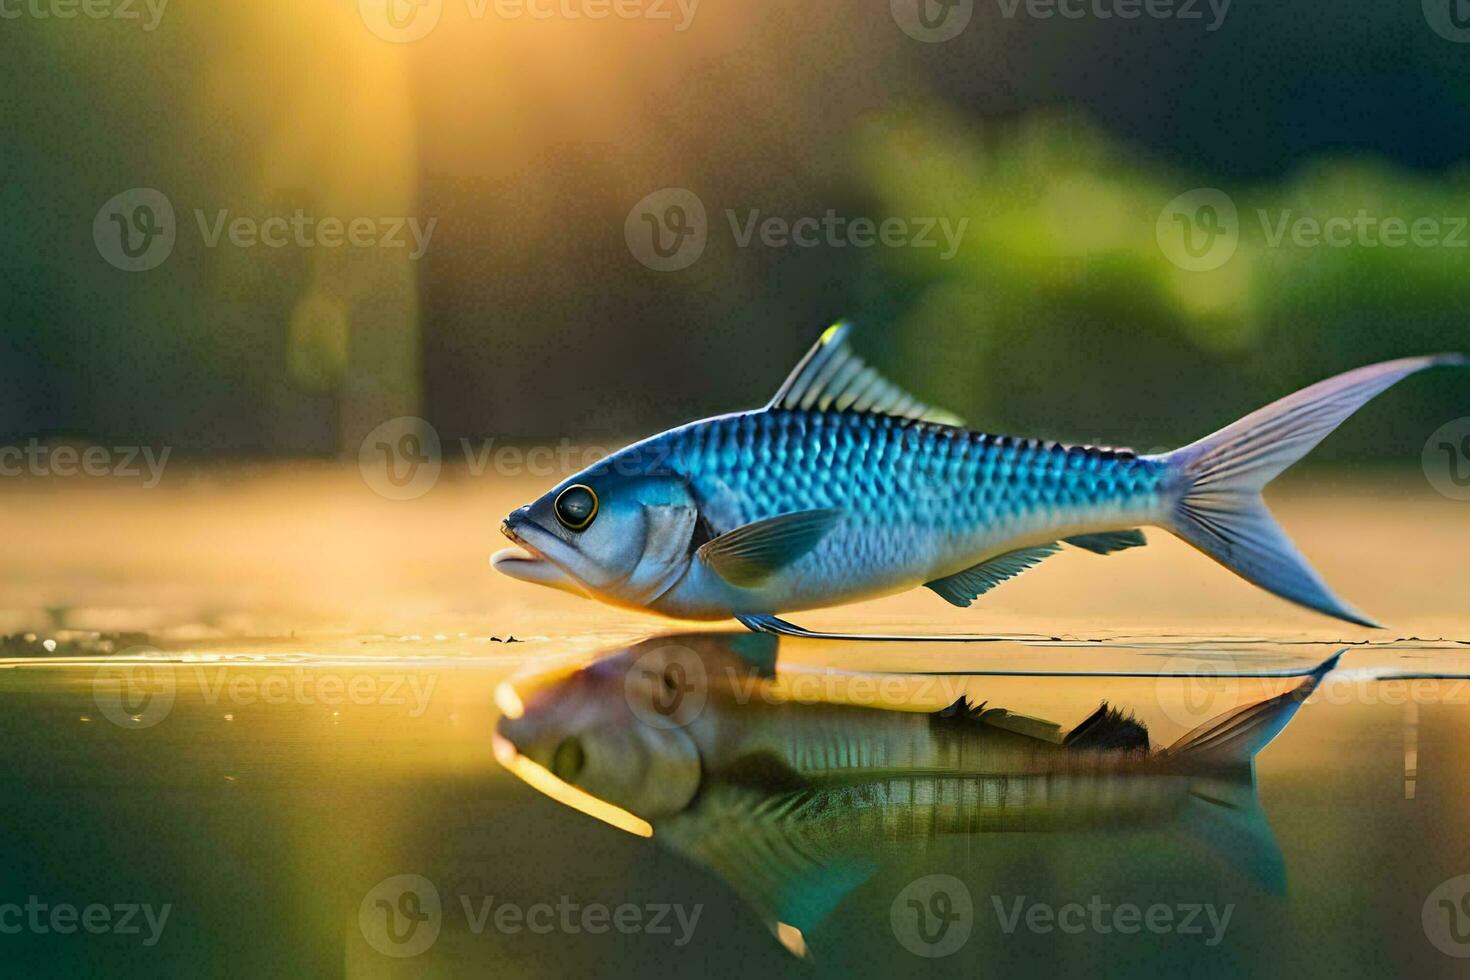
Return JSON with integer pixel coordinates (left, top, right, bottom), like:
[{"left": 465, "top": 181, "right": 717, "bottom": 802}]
[
  {"left": 699, "top": 509, "right": 844, "bottom": 588},
  {"left": 924, "top": 543, "right": 1062, "bottom": 608},
  {"left": 660, "top": 783, "right": 875, "bottom": 957}
]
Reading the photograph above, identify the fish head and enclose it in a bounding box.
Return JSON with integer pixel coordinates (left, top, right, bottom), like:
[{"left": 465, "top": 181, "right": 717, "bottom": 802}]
[
  {"left": 495, "top": 649, "right": 703, "bottom": 823},
  {"left": 493, "top": 458, "right": 698, "bottom": 607}
]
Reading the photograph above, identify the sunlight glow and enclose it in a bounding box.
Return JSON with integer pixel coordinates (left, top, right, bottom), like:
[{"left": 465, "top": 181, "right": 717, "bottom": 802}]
[
  {"left": 494, "top": 682, "right": 525, "bottom": 720},
  {"left": 492, "top": 734, "right": 653, "bottom": 838}
]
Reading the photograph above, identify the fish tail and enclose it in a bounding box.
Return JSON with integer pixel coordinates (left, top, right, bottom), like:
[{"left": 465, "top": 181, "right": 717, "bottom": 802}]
[
  {"left": 1163, "top": 650, "right": 1339, "bottom": 766},
  {"left": 1155, "top": 354, "right": 1467, "bottom": 628},
  {"left": 1162, "top": 652, "right": 1340, "bottom": 893}
]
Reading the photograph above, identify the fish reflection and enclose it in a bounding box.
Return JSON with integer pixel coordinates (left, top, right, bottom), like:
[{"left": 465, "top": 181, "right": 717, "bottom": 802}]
[{"left": 494, "top": 635, "right": 1338, "bottom": 957}]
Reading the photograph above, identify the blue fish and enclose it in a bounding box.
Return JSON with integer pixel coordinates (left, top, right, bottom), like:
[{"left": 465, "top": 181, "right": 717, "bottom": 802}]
[
  {"left": 494, "top": 634, "right": 1340, "bottom": 954},
  {"left": 494, "top": 323, "right": 1464, "bottom": 635}
]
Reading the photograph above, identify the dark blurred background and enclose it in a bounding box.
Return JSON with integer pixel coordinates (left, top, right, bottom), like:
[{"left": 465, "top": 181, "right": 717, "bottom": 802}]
[{"left": 2, "top": 0, "right": 1467, "bottom": 460}]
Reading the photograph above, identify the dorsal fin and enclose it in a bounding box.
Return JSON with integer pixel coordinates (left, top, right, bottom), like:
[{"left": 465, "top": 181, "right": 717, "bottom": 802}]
[
  {"left": 932, "top": 697, "right": 1064, "bottom": 743},
  {"left": 767, "top": 321, "right": 965, "bottom": 426},
  {"left": 1063, "top": 702, "right": 1151, "bottom": 752}
]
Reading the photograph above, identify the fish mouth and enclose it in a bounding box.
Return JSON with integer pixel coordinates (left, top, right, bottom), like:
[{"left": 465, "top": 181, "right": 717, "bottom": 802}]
[
  {"left": 492, "top": 519, "right": 588, "bottom": 596},
  {"left": 491, "top": 730, "right": 653, "bottom": 838}
]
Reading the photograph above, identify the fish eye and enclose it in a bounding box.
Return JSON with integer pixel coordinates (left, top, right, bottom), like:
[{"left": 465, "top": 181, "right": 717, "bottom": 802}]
[
  {"left": 551, "top": 737, "right": 585, "bottom": 783},
  {"left": 553, "top": 484, "right": 599, "bottom": 531}
]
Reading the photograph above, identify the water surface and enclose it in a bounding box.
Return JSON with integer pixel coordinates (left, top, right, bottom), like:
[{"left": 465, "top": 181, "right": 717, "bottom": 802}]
[{"left": 0, "top": 634, "right": 1466, "bottom": 977}]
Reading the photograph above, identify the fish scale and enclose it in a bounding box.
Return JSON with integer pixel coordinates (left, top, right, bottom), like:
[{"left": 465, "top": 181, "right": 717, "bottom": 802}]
[{"left": 655, "top": 409, "right": 1167, "bottom": 583}]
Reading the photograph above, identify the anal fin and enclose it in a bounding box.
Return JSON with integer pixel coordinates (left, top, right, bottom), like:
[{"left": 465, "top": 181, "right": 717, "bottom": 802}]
[
  {"left": 924, "top": 543, "right": 1062, "bottom": 608},
  {"left": 1064, "top": 529, "right": 1147, "bottom": 555}
]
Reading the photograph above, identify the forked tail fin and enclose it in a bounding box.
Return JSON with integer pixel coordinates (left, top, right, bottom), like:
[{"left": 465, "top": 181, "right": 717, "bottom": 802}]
[
  {"left": 1157, "top": 354, "right": 1467, "bottom": 627},
  {"left": 1163, "top": 652, "right": 1341, "bottom": 892}
]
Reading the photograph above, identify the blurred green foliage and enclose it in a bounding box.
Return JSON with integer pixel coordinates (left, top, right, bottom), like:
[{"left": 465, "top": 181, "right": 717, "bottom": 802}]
[
  {"left": 2, "top": 2, "right": 1466, "bottom": 463},
  {"left": 855, "top": 109, "right": 1470, "bottom": 459}
]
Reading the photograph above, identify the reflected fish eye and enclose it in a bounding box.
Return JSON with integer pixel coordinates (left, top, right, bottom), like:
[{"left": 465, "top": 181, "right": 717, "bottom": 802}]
[
  {"left": 551, "top": 737, "right": 586, "bottom": 783},
  {"left": 554, "top": 484, "right": 599, "bottom": 531}
]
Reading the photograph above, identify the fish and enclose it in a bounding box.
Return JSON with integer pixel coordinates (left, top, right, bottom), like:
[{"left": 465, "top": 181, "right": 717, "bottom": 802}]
[
  {"left": 493, "top": 633, "right": 1339, "bottom": 955},
  {"left": 493, "top": 322, "right": 1465, "bottom": 636}
]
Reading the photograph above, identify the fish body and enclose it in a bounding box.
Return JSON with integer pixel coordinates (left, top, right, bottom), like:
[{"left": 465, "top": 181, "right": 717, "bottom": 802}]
[
  {"left": 603, "top": 408, "right": 1166, "bottom": 619},
  {"left": 495, "top": 321, "right": 1465, "bottom": 632},
  {"left": 668, "top": 692, "right": 1195, "bottom": 842},
  {"left": 494, "top": 634, "right": 1335, "bottom": 949}
]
